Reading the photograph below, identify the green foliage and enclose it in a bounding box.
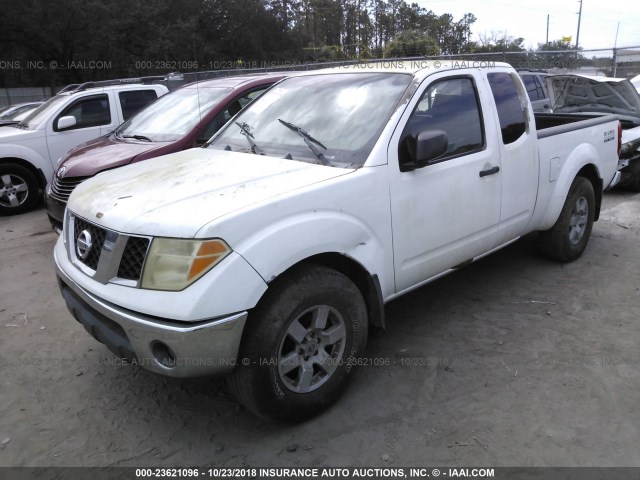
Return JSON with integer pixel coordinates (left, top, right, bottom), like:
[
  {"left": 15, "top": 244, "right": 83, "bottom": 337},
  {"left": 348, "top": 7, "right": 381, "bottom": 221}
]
[
  {"left": 0, "top": 0, "right": 477, "bottom": 87},
  {"left": 472, "top": 33, "right": 526, "bottom": 53},
  {"left": 534, "top": 39, "right": 586, "bottom": 69},
  {"left": 383, "top": 30, "right": 439, "bottom": 58}
]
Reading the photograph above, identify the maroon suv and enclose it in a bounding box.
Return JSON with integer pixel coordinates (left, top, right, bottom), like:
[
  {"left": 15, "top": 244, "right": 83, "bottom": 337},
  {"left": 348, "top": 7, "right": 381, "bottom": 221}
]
[{"left": 45, "top": 73, "right": 285, "bottom": 230}]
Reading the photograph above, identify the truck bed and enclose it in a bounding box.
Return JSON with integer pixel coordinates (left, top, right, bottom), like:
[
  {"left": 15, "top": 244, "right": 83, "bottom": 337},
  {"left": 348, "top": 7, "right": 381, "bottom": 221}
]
[{"left": 535, "top": 113, "right": 618, "bottom": 139}]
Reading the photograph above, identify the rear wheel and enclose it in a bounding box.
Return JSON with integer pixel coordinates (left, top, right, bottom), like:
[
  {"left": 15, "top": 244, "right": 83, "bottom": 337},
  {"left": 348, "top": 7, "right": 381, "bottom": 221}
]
[
  {"left": 629, "top": 163, "right": 640, "bottom": 192},
  {"left": 226, "top": 264, "right": 368, "bottom": 422},
  {"left": 539, "top": 176, "right": 595, "bottom": 262},
  {"left": 0, "top": 163, "right": 39, "bottom": 215}
]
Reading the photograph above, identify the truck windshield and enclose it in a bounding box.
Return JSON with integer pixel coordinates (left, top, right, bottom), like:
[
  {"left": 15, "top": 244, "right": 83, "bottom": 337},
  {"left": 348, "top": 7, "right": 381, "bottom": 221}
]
[
  {"left": 17, "top": 96, "right": 69, "bottom": 129},
  {"left": 115, "top": 87, "right": 232, "bottom": 142},
  {"left": 208, "top": 73, "right": 412, "bottom": 168}
]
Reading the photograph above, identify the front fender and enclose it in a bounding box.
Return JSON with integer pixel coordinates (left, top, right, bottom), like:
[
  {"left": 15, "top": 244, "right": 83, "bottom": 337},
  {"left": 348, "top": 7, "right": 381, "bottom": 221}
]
[
  {"left": 0, "top": 142, "right": 52, "bottom": 183},
  {"left": 538, "top": 143, "right": 601, "bottom": 231},
  {"left": 231, "top": 210, "right": 389, "bottom": 293}
]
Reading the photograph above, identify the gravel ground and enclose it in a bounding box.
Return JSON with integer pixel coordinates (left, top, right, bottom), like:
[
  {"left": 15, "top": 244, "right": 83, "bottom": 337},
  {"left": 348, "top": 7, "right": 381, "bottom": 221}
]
[{"left": 1, "top": 190, "right": 639, "bottom": 468}]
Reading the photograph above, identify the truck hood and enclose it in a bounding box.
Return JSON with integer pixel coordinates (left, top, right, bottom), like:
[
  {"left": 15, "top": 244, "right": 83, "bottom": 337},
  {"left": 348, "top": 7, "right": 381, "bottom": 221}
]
[
  {"left": 68, "top": 148, "right": 355, "bottom": 237},
  {"left": 60, "top": 134, "right": 172, "bottom": 177},
  {"left": 546, "top": 75, "right": 640, "bottom": 121}
]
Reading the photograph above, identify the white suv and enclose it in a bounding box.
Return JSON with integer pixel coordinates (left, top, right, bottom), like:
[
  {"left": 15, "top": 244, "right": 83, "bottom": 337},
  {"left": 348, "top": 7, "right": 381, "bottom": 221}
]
[{"left": 0, "top": 81, "right": 168, "bottom": 215}]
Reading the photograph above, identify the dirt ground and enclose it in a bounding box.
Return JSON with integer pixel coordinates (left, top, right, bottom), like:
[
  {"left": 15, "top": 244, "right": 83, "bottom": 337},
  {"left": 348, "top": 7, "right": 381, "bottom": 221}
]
[{"left": 1, "top": 191, "right": 639, "bottom": 468}]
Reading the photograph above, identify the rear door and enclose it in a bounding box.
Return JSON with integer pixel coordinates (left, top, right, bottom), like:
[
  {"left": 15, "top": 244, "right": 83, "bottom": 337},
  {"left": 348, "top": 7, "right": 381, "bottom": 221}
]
[
  {"left": 115, "top": 89, "right": 162, "bottom": 127},
  {"left": 487, "top": 72, "right": 539, "bottom": 242},
  {"left": 388, "top": 71, "right": 503, "bottom": 292},
  {"left": 521, "top": 73, "right": 551, "bottom": 113}
]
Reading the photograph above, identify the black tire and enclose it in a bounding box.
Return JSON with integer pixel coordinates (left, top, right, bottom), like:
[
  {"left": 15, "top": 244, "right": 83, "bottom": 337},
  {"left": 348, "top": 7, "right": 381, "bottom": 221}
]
[
  {"left": 226, "top": 264, "right": 368, "bottom": 422},
  {"left": 539, "top": 176, "right": 595, "bottom": 262},
  {"left": 0, "top": 163, "right": 40, "bottom": 215},
  {"left": 630, "top": 164, "right": 640, "bottom": 192}
]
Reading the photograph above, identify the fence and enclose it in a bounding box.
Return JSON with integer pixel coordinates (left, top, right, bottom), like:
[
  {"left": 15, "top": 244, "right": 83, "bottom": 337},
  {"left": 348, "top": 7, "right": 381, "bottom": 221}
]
[{"left": 0, "top": 87, "right": 53, "bottom": 108}]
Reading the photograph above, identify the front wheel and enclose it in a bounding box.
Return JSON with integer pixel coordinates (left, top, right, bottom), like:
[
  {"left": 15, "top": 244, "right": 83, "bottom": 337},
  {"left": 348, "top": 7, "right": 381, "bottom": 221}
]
[
  {"left": 0, "top": 163, "right": 40, "bottom": 215},
  {"left": 539, "top": 176, "right": 595, "bottom": 262},
  {"left": 226, "top": 264, "right": 368, "bottom": 422}
]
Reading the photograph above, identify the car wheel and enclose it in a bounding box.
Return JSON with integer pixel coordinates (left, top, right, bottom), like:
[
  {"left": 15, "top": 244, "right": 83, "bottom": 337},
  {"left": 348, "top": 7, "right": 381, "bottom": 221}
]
[
  {"left": 226, "top": 264, "right": 368, "bottom": 422},
  {"left": 0, "top": 163, "right": 39, "bottom": 215},
  {"left": 539, "top": 176, "right": 595, "bottom": 262}
]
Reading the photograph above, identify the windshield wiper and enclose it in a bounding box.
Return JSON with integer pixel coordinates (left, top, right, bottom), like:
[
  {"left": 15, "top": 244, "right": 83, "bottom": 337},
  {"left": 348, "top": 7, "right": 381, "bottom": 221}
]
[
  {"left": 122, "top": 134, "right": 152, "bottom": 142},
  {"left": 278, "top": 119, "right": 331, "bottom": 166},
  {"left": 235, "top": 121, "right": 263, "bottom": 155}
]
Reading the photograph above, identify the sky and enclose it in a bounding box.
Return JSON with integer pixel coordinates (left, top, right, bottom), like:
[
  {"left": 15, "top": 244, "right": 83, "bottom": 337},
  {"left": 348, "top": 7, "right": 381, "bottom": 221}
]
[{"left": 417, "top": 0, "right": 640, "bottom": 51}]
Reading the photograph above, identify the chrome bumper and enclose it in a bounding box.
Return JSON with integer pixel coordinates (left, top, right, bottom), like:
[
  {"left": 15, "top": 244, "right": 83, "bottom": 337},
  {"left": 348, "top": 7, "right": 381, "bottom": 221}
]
[{"left": 56, "top": 260, "right": 247, "bottom": 378}]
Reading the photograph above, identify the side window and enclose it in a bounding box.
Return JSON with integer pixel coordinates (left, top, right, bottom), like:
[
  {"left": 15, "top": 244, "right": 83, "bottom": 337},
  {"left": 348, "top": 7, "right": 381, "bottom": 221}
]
[
  {"left": 399, "top": 77, "right": 485, "bottom": 166},
  {"left": 55, "top": 95, "right": 111, "bottom": 131},
  {"left": 119, "top": 90, "right": 159, "bottom": 120},
  {"left": 534, "top": 76, "right": 547, "bottom": 100},
  {"left": 487, "top": 73, "right": 527, "bottom": 144},
  {"left": 522, "top": 75, "right": 542, "bottom": 101},
  {"left": 196, "top": 86, "right": 270, "bottom": 144}
]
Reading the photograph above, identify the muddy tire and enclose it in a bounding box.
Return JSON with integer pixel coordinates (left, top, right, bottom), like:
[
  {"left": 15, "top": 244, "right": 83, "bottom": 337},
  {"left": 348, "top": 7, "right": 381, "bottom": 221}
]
[
  {"left": 226, "top": 264, "right": 368, "bottom": 422},
  {"left": 539, "top": 176, "right": 595, "bottom": 262},
  {"left": 0, "top": 163, "right": 39, "bottom": 215}
]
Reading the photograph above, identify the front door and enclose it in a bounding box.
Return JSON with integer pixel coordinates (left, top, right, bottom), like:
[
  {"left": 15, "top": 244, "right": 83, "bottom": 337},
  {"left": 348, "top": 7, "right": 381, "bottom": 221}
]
[
  {"left": 47, "top": 94, "right": 112, "bottom": 165},
  {"left": 389, "top": 72, "right": 503, "bottom": 293}
]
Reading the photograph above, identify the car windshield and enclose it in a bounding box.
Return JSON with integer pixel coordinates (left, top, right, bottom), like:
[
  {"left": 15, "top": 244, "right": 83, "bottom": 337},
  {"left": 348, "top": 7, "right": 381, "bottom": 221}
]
[
  {"left": 115, "top": 86, "right": 232, "bottom": 142},
  {"left": 208, "top": 72, "right": 412, "bottom": 168},
  {"left": 1, "top": 105, "right": 38, "bottom": 120},
  {"left": 12, "top": 107, "right": 39, "bottom": 121},
  {"left": 18, "top": 95, "right": 69, "bottom": 129}
]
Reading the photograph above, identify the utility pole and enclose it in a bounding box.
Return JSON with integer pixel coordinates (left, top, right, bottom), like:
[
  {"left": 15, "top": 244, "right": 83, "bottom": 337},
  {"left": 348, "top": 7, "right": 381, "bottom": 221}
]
[
  {"left": 546, "top": 14, "right": 549, "bottom": 45},
  {"left": 575, "top": 0, "right": 583, "bottom": 49},
  {"left": 612, "top": 21, "right": 620, "bottom": 77}
]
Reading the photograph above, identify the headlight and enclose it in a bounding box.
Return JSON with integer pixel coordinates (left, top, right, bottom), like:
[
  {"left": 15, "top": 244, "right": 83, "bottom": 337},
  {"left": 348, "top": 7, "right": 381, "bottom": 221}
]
[{"left": 141, "top": 238, "right": 231, "bottom": 291}]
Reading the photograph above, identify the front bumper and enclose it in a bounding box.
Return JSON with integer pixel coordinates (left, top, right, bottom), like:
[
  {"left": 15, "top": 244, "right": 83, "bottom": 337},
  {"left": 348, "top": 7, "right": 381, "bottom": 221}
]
[
  {"left": 56, "top": 259, "right": 248, "bottom": 378},
  {"left": 44, "top": 183, "right": 65, "bottom": 232}
]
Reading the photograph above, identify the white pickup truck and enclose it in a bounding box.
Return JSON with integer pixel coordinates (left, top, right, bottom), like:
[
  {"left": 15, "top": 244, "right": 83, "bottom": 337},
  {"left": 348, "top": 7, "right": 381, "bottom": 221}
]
[
  {"left": 54, "top": 62, "right": 620, "bottom": 422},
  {"left": 0, "top": 81, "right": 168, "bottom": 215}
]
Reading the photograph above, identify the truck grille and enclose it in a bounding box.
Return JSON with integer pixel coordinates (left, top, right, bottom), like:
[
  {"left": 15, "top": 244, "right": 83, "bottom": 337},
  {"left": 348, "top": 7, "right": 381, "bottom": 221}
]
[
  {"left": 73, "top": 216, "right": 107, "bottom": 270},
  {"left": 117, "top": 236, "right": 150, "bottom": 280},
  {"left": 50, "top": 176, "right": 88, "bottom": 203},
  {"left": 69, "top": 213, "right": 151, "bottom": 285}
]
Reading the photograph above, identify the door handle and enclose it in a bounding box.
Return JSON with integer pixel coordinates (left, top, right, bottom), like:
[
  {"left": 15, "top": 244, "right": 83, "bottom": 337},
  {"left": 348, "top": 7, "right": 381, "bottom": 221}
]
[{"left": 479, "top": 166, "right": 500, "bottom": 177}]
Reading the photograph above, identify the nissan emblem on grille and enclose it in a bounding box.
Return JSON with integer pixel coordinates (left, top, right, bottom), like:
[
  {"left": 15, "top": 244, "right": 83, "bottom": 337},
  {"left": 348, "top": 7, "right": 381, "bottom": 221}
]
[
  {"left": 76, "top": 230, "right": 93, "bottom": 259},
  {"left": 57, "top": 166, "right": 66, "bottom": 178}
]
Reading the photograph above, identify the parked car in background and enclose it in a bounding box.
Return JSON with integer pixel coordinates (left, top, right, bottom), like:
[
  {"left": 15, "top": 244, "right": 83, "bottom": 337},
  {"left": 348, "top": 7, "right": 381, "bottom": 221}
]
[
  {"left": 545, "top": 74, "right": 640, "bottom": 189},
  {"left": 518, "top": 70, "right": 551, "bottom": 112},
  {"left": 0, "top": 101, "right": 44, "bottom": 125},
  {"left": 45, "top": 73, "right": 285, "bottom": 230},
  {"left": 631, "top": 74, "right": 640, "bottom": 94},
  {"left": 0, "top": 81, "right": 168, "bottom": 215},
  {"left": 0, "top": 103, "right": 43, "bottom": 127}
]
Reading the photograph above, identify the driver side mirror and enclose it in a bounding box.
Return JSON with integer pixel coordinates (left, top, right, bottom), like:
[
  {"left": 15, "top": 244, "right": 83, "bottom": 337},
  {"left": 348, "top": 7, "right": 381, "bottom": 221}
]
[
  {"left": 57, "top": 116, "right": 77, "bottom": 131},
  {"left": 400, "top": 130, "right": 448, "bottom": 172}
]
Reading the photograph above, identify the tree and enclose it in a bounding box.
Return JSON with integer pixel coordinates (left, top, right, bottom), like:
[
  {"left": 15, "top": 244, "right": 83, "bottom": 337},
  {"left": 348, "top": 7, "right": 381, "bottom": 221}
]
[
  {"left": 534, "top": 39, "right": 585, "bottom": 70},
  {"left": 383, "top": 29, "right": 439, "bottom": 58},
  {"left": 474, "top": 32, "right": 525, "bottom": 53}
]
